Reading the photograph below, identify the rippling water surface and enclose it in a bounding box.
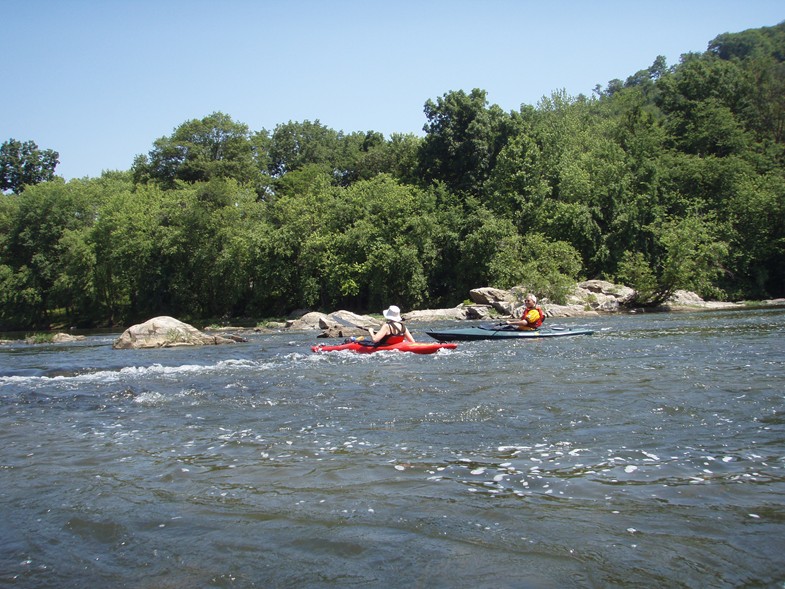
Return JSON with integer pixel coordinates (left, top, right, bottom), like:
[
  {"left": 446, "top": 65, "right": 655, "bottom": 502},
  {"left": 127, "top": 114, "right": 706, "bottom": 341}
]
[{"left": 2, "top": 309, "right": 784, "bottom": 588}]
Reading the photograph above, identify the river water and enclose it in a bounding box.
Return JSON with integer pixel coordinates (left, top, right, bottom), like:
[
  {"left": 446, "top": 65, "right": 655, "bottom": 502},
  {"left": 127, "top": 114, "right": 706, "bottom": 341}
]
[{"left": 1, "top": 309, "right": 784, "bottom": 588}]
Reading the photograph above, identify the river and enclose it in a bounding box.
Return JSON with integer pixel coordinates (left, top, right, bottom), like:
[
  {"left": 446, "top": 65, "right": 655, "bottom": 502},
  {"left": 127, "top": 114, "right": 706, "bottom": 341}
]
[{"left": 1, "top": 308, "right": 784, "bottom": 588}]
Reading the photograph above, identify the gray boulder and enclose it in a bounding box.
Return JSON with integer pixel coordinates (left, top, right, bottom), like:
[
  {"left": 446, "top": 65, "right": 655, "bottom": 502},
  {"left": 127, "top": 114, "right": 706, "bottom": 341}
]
[
  {"left": 323, "top": 310, "right": 379, "bottom": 330},
  {"left": 113, "top": 316, "right": 240, "bottom": 350},
  {"left": 465, "top": 305, "right": 494, "bottom": 320},
  {"left": 570, "top": 280, "right": 635, "bottom": 311},
  {"left": 285, "top": 309, "right": 381, "bottom": 338},
  {"left": 285, "top": 311, "right": 328, "bottom": 330},
  {"left": 661, "top": 290, "right": 742, "bottom": 310},
  {"left": 469, "top": 287, "right": 518, "bottom": 315},
  {"left": 23, "top": 333, "right": 87, "bottom": 344},
  {"left": 403, "top": 307, "right": 468, "bottom": 321},
  {"left": 52, "top": 333, "right": 87, "bottom": 343},
  {"left": 317, "top": 310, "right": 380, "bottom": 339},
  {"left": 469, "top": 287, "right": 515, "bottom": 305}
]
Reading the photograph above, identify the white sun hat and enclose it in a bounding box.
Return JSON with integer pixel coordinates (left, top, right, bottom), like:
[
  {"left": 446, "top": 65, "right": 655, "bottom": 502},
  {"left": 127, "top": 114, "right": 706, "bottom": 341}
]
[{"left": 383, "top": 305, "right": 403, "bottom": 322}]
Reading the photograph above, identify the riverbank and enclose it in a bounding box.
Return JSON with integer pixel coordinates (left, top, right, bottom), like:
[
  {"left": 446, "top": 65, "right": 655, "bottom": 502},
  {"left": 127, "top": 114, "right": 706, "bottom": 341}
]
[
  {"left": 3, "top": 281, "right": 783, "bottom": 345},
  {"left": 196, "top": 280, "right": 785, "bottom": 339},
  {"left": 218, "top": 281, "right": 785, "bottom": 340}
]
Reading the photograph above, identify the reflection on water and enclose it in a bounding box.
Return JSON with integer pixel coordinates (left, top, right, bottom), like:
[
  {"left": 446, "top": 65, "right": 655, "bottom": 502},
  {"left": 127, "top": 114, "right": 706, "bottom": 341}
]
[{"left": 1, "top": 309, "right": 785, "bottom": 588}]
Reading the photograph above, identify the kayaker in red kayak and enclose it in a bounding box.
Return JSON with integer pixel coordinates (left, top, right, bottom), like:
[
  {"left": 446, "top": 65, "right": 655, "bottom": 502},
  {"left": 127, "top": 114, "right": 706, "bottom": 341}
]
[{"left": 369, "top": 305, "right": 416, "bottom": 344}]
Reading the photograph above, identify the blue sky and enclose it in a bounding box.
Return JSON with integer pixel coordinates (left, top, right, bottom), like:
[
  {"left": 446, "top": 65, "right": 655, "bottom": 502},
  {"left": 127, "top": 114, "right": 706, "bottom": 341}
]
[{"left": 3, "top": 0, "right": 783, "bottom": 180}]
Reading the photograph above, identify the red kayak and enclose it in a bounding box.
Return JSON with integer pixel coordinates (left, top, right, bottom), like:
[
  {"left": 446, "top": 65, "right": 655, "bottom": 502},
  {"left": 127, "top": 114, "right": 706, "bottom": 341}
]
[{"left": 311, "top": 340, "right": 457, "bottom": 354}]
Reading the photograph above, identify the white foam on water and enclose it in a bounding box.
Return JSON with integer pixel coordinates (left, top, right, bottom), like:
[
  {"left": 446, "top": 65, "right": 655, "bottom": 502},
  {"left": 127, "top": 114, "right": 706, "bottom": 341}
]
[{"left": 0, "top": 358, "right": 276, "bottom": 388}]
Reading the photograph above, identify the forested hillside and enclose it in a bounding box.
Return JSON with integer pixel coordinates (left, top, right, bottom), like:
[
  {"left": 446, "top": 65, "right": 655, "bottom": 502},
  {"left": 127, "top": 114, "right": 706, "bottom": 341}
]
[{"left": 1, "top": 22, "right": 784, "bottom": 330}]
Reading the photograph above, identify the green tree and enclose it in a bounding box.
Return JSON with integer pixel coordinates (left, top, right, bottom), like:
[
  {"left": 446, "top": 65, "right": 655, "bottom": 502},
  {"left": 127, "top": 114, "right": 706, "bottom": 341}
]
[
  {"left": 705, "top": 23, "right": 785, "bottom": 146},
  {"left": 352, "top": 177, "right": 439, "bottom": 310},
  {"left": 519, "top": 91, "right": 646, "bottom": 275},
  {"left": 1, "top": 179, "right": 101, "bottom": 327},
  {"left": 267, "top": 120, "right": 341, "bottom": 177},
  {"left": 489, "top": 232, "right": 583, "bottom": 304},
  {"left": 456, "top": 207, "right": 519, "bottom": 293},
  {"left": 132, "top": 112, "right": 265, "bottom": 190},
  {"left": 618, "top": 213, "right": 728, "bottom": 305},
  {"left": 184, "top": 179, "right": 264, "bottom": 318},
  {"left": 1, "top": 139, "right": 59, "bottom": 193},
  {"left": 334, "top": 130, "right": 385, "bottom": 185},
  {"left": 527, "top": 90, "right": 594, "bottom": 199},
  {"left": 251, "top": 167, "right": 336, "bottom": 312},
  {"left": 285, "top": 174, "right": 440, "bottom": 312},
  {"left": 708, "top": 26, "right": 775, "bottom": 61},
  {"left": 0, "top": 264, "right": 42, "bottom": 328},
  {"left": 90, "top": 182, "right": 160, "bottom": 322},
  {"left": 380, "top": 133, "right": 422, "bottom": 185},
  {"left": 418, "top": 88, "right": 514, "bottom": 196},
  {"left": 722, "top": 171, "right": 785, "bottom": 298},
  {"left": 657, "top": 54, "right": 755, "bottom": 157},
  {"left": 52, "top": 226, "right": 96, "bottom": 324},
  {"left": 745, "top": 56, "right": 785, "bottom": 145},
  {"left": 334, "top": 131, "right": 422, "bottom": 186},
  {"left": 484, "top": 112, "right": 550, "bottom": 220},
  {"left": 615, "top": 251, "right": 658, "bottom": 304}
]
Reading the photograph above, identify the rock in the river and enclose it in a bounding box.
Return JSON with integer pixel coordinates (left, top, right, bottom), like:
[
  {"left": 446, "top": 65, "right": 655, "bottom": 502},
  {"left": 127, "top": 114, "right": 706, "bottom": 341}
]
[
  {"left": 113, "top": 316, "right": 241, "bottom": 350},
  {"left": 51, "top": 333, "right": 87, "bottom": 343},
  {"left": 402, "top": 307, "right": 468, "bottom": 321}
]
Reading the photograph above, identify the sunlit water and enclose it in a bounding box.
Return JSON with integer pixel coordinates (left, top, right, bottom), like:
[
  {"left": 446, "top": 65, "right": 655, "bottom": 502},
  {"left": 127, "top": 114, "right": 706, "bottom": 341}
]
[{"left": 1, "top": 309, "right": 784, "bottom": 588}]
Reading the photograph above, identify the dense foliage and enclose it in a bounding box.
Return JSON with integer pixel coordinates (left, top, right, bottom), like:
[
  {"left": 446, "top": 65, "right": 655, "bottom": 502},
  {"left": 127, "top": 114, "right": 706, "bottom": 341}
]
[
  {"left": 2, "top": 22, "right": 784, "bottom": 329},
  {"left": 0, "top": 139, "right": 59, "bottom": 194}
]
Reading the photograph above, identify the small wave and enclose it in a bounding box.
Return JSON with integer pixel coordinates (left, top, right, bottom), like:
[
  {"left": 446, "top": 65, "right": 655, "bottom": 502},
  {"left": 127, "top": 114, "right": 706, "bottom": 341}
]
[
  {"left": 0, "top": 358, "right": 276, "bottom": 388},
  {"left": 133, "top": 390, "right": 170, "bottom": 406}
]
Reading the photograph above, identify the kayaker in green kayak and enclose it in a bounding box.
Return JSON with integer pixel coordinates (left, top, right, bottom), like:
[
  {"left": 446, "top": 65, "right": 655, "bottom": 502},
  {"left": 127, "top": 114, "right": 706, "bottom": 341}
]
[
  {"left": 369, "top": 305, "right": 416, "bottom": 344},
  {"left": 506, "top": 294, "right": 544, "bottom": 331}
]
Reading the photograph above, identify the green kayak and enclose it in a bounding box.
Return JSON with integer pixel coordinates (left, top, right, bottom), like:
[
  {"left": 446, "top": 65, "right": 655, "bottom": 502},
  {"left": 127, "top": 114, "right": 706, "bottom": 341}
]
[{"left": 425, "top": 323, "right": 594, "bottom": 342}]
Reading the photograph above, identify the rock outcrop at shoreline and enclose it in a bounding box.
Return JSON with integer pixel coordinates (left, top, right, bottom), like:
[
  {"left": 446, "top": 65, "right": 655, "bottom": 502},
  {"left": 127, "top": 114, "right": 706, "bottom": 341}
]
[
  {"left": 1, "top": 284, "right": 776, "bottom": 346},
  {"left": 283, "top": 280, "right": 754, "bottom": 338}
]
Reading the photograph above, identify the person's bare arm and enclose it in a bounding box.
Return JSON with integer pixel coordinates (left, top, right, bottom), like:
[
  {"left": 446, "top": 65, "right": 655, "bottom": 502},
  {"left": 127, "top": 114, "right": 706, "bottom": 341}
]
[{"left": 369, "top": 324, "right": 389, "bottom": 343}]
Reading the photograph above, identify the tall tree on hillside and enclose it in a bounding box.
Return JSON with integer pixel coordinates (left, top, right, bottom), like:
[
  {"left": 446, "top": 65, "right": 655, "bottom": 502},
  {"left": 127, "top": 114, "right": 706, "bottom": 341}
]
[
  {"left": 708, "top": 26, "right": 777, "bottom": 61},
  {"left": 0, "top": 139, "right": 59, "bottom": 193},
  {"left": 656, "top": 54, "right": 754, "bottom": 157},
  {"left": 708, "top": 23, "right": 785, "bottom": 146},
  {"left": 418, "top": 88, "right": 514, "bottom": 197}
]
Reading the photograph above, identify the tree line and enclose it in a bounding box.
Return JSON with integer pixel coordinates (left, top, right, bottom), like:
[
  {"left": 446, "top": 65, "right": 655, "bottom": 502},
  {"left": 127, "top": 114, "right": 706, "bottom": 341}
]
[{"left": 1, "top": 22, "right": 784, "bottom": 330}]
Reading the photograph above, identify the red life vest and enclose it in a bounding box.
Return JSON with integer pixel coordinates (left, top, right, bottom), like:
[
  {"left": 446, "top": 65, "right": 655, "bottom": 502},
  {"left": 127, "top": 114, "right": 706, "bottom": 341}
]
[
  {"left": 523, "top": 306, "right": 545, "bottom": 329},
  {"left": 378, "top": 321, "right": 407, "bottom": 344}
]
